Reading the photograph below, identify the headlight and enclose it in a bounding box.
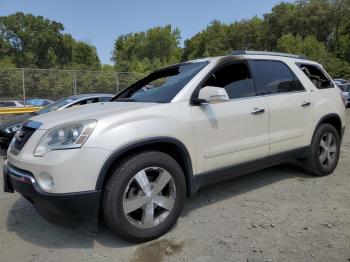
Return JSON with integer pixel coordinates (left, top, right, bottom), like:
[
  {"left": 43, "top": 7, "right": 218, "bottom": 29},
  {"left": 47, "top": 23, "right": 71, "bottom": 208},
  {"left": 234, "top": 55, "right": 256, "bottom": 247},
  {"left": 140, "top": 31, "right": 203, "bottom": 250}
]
[
  {"left": 4, "top": 124, "right": 21, "bottom": 134},
  {"left": 34, "top": 120, "right": 96, "bottom": 157}
]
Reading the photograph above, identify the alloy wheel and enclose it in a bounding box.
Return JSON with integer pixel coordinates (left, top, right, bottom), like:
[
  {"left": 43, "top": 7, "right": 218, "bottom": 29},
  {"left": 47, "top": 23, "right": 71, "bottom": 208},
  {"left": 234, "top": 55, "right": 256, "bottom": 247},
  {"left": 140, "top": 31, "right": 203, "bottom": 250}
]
[
  {"left": 122, "top": 167, "right": 176, "bottom": 229},
  {"left": 318, "top": 132, "right": 337, "bottom": 168}
]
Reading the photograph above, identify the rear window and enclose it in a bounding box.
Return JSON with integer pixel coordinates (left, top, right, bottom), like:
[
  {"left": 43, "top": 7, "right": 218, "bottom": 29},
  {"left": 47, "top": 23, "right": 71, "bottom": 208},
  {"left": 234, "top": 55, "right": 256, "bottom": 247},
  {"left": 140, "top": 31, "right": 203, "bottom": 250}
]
[{"left": 297, "top": 63, "right": 334, "bottom": 89}]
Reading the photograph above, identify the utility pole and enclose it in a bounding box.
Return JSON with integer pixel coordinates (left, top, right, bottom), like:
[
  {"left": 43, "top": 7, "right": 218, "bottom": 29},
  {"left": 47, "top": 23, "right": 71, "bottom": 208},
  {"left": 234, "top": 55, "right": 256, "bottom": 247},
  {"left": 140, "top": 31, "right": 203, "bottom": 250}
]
[
  {"left": 116, "top": 73, "right": 119, "bottom": 93},
  {"left": 22, "top": 68, "right": 26, "bottom": 106},
  {"left": 73, "top": 73, "right": 77, "bottom": 95}
]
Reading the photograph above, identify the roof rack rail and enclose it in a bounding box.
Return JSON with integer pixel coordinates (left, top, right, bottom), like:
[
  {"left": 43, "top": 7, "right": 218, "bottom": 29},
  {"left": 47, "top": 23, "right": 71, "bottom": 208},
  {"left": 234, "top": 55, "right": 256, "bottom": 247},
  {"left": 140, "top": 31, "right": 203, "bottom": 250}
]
[{"left": 230, "top": 50, "right": 308, "bottom": 60}]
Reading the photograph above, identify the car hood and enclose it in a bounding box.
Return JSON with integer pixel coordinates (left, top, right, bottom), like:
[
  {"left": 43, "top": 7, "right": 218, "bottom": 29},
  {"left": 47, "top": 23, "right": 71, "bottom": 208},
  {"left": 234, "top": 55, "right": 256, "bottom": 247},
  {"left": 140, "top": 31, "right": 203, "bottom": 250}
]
[
  {"left": 0, "top": 113, "right": 36, "bottom": 131},
  {"left": 28, "top": 102, "right": 159, "bottom": 130}
]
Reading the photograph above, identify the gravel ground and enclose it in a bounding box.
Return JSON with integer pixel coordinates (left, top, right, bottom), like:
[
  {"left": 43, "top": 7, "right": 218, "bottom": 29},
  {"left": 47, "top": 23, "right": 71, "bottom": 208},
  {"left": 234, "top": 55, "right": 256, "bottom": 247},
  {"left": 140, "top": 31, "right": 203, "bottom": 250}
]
[{"left": 0, "top": 111, "right": 350, "bottom": 262}]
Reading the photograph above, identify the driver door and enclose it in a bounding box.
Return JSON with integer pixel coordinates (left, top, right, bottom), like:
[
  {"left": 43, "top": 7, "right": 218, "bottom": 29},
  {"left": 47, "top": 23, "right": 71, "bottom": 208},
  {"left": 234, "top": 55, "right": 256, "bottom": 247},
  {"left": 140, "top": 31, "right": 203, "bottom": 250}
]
[{"left": 191, "top": 62, "right": 269, "bottom": 174}]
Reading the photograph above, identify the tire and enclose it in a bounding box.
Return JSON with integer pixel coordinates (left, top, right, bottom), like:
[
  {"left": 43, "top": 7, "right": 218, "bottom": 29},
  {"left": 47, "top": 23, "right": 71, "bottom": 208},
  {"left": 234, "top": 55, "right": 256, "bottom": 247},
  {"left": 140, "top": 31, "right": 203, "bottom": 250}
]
[
  {"left": 302, "top": 124, "right": 341, "bottom": 176},
  {"left": 103, "top": 150, "right": 186, "bottom": 242}
]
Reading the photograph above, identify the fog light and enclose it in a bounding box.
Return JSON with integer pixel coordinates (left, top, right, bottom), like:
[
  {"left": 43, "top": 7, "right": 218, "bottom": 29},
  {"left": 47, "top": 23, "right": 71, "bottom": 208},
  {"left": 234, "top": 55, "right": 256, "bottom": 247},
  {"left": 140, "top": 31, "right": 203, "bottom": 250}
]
[{"left": 37, "top": 172, "right": 54, "bottom": 191}]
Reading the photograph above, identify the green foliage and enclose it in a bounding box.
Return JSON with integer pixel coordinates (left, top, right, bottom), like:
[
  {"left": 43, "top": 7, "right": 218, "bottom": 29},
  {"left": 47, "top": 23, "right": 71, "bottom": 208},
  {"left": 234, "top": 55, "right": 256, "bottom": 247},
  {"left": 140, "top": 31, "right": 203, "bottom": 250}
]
[
  {"left": 0, "top": 12, "right": 105, "bottom": 99},
  {"left": 277, "top": 34, "right": 327, "bottom": 60},
  {"left": 181, "top": 18, "right": 266, "bottom": 60},
  {"left": 338, "top": 34, "right": 350, "bottom": 63},
  {"left": 277, "top": 33, "right": 350, "bottom": 78},
  {"left": 2, "top": 0, "right": 350, "bottom": 99},
  {"left": 112, "top": 25, "right": 181, "bottom": 74},
  {"left": 180, "top": 0, "right": 350, "bottom": 78},
  {"left": 0, "top": 12, "right": 100, "bottom": 70},
  {"left": 182, "top": 20, "right": 231, "bottom": 60}
]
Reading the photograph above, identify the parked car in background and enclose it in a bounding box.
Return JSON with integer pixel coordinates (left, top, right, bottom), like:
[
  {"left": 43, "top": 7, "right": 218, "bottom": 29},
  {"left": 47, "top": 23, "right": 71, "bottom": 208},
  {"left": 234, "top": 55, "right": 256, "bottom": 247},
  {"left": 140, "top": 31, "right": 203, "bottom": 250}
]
[
  {"left": 334, "top": 78, "right": 348, "bottom": 85},
  {"left": 26, "top": 98, "right": 54, "bottom": 107},
  {"left": 339, "top": 83, "right": 350, "bottom": 107},
  {"left": 3, "top": 51, "right": 345, "bottom": 241},
  {"left": 0, "top": 101, "right": 25, "bottom": 107},
  {"left": 0, "top": 93, "right": 113, "bottom": 151}
]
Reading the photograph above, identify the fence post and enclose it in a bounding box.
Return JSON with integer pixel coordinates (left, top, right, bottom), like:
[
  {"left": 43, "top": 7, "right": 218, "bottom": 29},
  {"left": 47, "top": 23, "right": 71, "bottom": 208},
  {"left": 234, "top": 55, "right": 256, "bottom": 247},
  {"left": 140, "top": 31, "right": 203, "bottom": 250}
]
[
  {"left": 22, "top": 68, "right": 26, "bottom": 106},
  {"left": 116, "top": 73, "right": 119, "bottom": 93},
  {"left": 72, "top": 73, "right": 77, "bottom": 95}
]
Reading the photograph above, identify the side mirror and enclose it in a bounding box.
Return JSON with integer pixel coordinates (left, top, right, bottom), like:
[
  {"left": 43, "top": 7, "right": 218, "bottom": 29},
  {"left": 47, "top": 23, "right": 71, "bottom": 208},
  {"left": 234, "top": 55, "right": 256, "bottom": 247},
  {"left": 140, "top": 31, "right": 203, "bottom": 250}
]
[{"left": 193, "top": 86, "right": 229, "bottom": 104}]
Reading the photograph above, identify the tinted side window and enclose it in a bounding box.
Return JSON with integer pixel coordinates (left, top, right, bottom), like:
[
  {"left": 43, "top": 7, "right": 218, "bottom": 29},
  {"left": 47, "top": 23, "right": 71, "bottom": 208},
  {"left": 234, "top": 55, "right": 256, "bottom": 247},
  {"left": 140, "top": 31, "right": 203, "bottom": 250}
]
[
  {"left": 297, "top": 63, "right": 333, "bottom": 89},
  {"left": 0, "top": 102, "right": 15, "bottom": 107},
  {"left": 203, "top": 62, "right": 256, "bottom": 99},
  {"left": 249, "top": 60, "right": 304, "bottom": 95}
]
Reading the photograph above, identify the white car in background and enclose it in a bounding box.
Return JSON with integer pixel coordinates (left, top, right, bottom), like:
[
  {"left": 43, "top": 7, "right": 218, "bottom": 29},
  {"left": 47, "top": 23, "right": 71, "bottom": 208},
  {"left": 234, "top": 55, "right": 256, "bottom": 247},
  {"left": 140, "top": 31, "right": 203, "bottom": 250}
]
[
  {"left": 0, "top": 94, "right": 113, "bottom": 151},
  {"left": 338, "top": 83, "right": 350, "bottom": 107},
  {"left": 0, "top": 101, "right": 25, "bottom": 107}
]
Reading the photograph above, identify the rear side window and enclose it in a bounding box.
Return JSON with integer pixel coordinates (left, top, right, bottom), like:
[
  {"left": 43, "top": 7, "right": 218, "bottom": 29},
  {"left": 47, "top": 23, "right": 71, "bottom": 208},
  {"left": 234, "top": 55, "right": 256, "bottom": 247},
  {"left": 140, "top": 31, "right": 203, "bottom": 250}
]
[
  {"left": 0, "top": 101, "right": 15, "bottom": 107},
  {"left": 202, "top": 62, "right": 256, "bottom": 99},
  {"left": 249, "top": 60, "right": 304, "bottom": 95},
  {"left": 297, "top": 63, "right": 333, "bottom": 89}
]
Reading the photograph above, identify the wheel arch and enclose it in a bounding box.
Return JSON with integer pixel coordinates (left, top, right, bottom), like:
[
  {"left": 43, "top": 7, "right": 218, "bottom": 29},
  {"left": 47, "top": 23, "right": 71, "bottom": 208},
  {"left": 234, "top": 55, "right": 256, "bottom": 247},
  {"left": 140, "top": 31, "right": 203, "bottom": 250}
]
[
  {"left": 95, "top": 137, "right": 194, "bottom": 196},
  {"left": 313, "top": 113, "right": 343, "bottom": 141}
]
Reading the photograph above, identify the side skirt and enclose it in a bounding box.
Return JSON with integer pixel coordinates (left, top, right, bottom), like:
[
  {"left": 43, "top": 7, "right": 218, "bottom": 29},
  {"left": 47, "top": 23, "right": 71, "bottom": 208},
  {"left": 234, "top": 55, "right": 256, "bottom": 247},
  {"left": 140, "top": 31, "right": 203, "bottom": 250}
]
[{"left": 189, "top": 146, "right": 310, "bottom": 195}]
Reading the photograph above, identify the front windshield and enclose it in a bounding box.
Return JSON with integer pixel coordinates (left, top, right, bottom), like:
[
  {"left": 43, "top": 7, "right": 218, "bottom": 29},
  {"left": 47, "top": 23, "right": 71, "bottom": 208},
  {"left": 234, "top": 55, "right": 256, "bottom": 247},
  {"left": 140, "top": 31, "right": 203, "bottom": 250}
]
[
  {"left": 113, "top": 61, "right": 208, "bottom": 103},
  {"left": 36, "top": 97, "right": 78, "bottom": 114}
]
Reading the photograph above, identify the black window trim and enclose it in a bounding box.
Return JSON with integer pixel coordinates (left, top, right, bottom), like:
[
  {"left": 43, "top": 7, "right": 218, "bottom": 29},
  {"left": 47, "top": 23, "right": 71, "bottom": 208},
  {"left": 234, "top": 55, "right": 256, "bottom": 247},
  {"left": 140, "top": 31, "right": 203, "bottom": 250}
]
[
  {"left": 190, "top": 60, "right": 259, "bottom": 105},
  {"left": 295, "top": 62, "right": 334, "bottom": 89},
  {"left": 248, "top": 59, "right": 307, "bottom": 97}
]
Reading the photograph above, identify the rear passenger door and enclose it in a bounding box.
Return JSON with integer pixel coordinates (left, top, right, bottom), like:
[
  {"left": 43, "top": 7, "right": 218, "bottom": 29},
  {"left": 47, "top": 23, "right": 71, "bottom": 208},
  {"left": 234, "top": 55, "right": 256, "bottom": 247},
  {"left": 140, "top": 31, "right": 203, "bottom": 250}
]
[{"left": 249, "top": 60, "right": 313, "bottom": 155}]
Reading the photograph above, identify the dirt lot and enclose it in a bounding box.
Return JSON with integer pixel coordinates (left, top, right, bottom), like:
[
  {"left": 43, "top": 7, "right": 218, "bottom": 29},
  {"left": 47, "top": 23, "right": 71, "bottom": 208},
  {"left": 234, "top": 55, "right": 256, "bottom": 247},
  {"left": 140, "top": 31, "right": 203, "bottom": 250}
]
[{"left": 0, "top": 112, "right": 350, "bottom": 262}]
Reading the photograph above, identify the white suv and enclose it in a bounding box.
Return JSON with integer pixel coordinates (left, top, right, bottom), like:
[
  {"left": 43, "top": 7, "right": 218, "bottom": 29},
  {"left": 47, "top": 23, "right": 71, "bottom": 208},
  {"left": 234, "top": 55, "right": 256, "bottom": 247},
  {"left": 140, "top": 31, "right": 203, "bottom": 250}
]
[{"left": 3, "top": 51, "right": 346, "bottom": 241}]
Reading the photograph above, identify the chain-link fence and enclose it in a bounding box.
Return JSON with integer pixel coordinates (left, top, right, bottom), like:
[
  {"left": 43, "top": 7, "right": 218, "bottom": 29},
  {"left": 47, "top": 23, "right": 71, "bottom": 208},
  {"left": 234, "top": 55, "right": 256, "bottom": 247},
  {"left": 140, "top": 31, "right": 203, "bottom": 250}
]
[{"left": 0, "top": 68, "right": 144, "bottom": 103}]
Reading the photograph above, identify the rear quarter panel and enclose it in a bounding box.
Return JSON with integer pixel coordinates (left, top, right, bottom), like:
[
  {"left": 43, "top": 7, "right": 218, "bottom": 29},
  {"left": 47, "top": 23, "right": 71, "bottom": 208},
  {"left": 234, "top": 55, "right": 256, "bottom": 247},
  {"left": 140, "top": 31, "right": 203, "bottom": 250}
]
[{"left": 288, "top": 61, "right": 345, "bottom": 143}]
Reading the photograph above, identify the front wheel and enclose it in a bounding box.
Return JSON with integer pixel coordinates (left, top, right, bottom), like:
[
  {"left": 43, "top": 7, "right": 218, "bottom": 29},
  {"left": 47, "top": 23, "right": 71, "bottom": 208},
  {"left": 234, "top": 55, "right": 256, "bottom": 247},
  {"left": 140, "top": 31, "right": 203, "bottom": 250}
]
[
  {"left": 103, "top": 151, "right": 186, "bottom": 242},
  {"left": 302, "top": 124, "right": 341, "bottom": 176}
]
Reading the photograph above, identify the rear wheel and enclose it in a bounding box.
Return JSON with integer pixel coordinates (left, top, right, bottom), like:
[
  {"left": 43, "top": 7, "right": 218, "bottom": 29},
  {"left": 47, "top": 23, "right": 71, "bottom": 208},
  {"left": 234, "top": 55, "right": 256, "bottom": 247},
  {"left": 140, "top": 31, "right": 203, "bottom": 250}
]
[
  {"left": 103, "top": 151, "right": 186, "bottom": 242},
  {"left": 302, "top": 124, "right": 340, "bottom": 176}
]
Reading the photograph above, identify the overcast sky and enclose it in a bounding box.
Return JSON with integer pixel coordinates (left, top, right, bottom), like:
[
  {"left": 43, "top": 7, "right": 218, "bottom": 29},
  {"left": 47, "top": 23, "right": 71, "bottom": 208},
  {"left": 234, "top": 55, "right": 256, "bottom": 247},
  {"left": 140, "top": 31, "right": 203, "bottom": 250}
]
[{"left": 1, "top": 0, "right": 294, "bottom": 64}]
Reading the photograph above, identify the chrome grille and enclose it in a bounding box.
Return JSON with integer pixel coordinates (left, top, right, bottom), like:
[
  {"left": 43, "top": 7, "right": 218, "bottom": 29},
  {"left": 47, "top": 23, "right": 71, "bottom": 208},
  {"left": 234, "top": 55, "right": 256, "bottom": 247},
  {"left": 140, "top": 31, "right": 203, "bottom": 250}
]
[{"left": 13, "top": 126, "right": 36, "bottom": 151}]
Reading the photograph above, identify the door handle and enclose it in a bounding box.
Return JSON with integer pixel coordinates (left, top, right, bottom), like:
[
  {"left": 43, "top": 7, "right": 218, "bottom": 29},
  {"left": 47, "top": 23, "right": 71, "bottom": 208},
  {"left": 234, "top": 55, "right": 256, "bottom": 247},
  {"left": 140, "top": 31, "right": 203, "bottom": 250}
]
[
  {"left": 251, "top": 107, "right": 265, "bottom": 115},
  {"left": 301, "top": 101, "right": 311, "bottom": 107}
]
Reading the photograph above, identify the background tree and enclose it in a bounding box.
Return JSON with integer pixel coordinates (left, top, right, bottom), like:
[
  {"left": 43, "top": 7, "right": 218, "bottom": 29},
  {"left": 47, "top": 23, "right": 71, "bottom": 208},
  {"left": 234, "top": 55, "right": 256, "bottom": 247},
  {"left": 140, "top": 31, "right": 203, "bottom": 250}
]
[
  {"left": 181, "top": 0, "right": 350, "bottom": 78},
  {"left": 0, "top": 12, "right": 100, "bottom": 69},
  {"left": 2, "top": 0, "right": 350, "bottom": 100},
  {"left": 112, "top": 25, "right": 181, "bottom": 74}
]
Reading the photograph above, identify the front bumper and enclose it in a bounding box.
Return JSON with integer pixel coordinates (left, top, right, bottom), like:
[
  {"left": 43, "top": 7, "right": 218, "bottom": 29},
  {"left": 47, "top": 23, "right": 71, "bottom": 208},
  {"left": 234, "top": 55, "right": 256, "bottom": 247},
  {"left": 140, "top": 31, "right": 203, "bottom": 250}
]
[{"left": 3, "top": 162, "right": 101, "bottom": 232}]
